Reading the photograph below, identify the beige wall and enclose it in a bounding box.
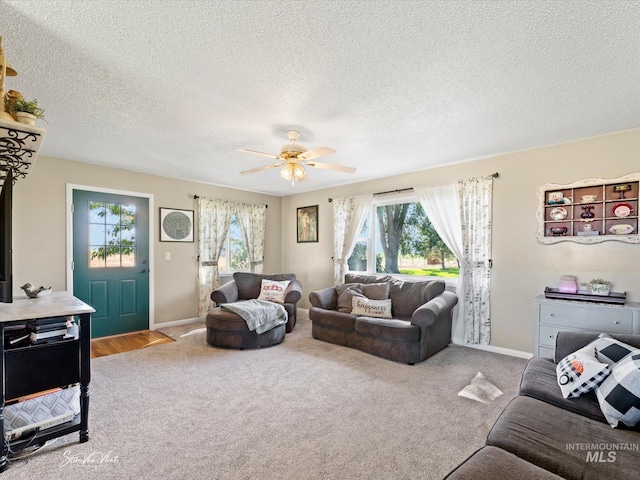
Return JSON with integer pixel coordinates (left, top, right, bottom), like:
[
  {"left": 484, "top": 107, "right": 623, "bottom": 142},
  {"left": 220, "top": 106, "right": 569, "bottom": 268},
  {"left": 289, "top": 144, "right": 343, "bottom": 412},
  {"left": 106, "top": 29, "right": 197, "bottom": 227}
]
[
  {"left": 12, "top": 129, "right": 639, "bottom": 349},
  {"left": 13, "top": 156, "right": 283, "bottom": 326},
  {"left": 283, "top": 128, "right": 640, "bottom": 353}
]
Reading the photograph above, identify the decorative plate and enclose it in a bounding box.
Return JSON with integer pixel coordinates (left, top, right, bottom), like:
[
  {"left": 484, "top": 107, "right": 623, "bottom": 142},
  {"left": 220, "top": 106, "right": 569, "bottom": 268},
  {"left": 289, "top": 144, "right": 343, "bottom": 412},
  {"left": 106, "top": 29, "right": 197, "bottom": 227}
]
[
  {"left": 608, "top": 224, "right": 634, "bottom": 235},
  {"left": 550, "top": 207, "right": 568, "bottom": 221},
  {"left": 613, "top": 203, "right": 633, "bottom": 218}
]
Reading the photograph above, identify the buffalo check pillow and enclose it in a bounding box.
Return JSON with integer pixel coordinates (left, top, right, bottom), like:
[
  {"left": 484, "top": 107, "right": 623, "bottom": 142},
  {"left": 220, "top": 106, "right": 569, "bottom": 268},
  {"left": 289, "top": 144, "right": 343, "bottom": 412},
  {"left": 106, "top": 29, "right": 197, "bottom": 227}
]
[
  {"left": 556, "top": 344, "right": 610, "bottom": 399},
  {"left": 591, "top": 333, "right": 639, "bottom": 366},
  {"left": 596, "top": 351, "right": 640, "bottom": 428}
]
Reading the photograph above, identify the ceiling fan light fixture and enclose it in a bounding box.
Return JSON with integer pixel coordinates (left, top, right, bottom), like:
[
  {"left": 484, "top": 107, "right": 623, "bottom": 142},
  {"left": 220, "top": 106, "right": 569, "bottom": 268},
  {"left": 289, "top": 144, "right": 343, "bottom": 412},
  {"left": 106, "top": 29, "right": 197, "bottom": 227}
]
[{"left": 280, "top": 163, "right": 306, "bottom": 183}]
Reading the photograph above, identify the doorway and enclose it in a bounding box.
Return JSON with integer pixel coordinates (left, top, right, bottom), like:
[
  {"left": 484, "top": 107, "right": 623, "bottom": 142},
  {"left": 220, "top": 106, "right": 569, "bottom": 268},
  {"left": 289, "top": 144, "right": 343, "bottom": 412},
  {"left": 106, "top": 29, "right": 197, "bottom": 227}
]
[{"left": 68, "top": 186, "right": 153, "bottom": 338}]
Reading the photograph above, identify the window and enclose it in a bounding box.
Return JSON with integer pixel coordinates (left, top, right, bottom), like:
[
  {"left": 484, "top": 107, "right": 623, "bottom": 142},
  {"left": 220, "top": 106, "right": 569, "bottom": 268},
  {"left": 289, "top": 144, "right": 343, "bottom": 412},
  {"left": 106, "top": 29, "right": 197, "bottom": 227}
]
[
  {"left": 218, "top": 214, "right": 249, "bottom": 272},
  {"left": 89, "top": 202, "right": 136, "bottom": 268},
  {"left": 347, "top": 195, "right": 459, "bottom": 278}
]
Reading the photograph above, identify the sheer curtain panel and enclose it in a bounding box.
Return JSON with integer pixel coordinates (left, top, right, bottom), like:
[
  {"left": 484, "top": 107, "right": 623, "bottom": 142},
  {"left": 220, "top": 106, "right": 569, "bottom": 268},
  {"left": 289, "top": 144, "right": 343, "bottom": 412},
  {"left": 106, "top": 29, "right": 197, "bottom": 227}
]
[
  {"left": 332, "top": 194, "right": 373, "bottom": 285},
  {"left": 458, "top": 176, "right": 493, "bottom": 345},
  {"left": 235, "top": 203, "right": 266, "bottom": 273},
  {"left": 414, "top": 184, "right": 466, "bottom": 343},
  {"left": 197, "top": 197, "right": 233, "bottom": 316}
]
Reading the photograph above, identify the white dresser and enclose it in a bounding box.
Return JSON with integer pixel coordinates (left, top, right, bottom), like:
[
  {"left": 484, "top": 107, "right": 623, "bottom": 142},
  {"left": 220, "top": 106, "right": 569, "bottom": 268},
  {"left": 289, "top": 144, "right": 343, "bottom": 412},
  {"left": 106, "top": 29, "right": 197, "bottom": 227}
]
[{"left": 534, "top": 295, "right": 640, "bottom": 359}]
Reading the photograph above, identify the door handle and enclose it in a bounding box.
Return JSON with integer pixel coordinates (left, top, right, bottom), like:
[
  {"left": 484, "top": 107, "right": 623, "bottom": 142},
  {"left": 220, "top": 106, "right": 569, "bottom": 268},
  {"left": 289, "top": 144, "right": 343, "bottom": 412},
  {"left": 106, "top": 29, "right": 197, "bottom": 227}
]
[{"left": 139, "top": 269, "right": 148, "bottom": 274}]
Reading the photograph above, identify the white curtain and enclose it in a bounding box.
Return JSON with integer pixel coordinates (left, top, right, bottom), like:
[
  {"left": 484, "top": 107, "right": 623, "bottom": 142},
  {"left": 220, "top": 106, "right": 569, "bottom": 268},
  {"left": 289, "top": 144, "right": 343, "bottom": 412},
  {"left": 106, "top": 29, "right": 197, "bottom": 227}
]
[
  {"left": 458, "top": 176, "right": 493, "bottom": 345},
  {"left": 197, "top": 197, "right": 233, "bottom": 316},
  {"left": 235, "top": 202, "right": 266, "bottom": 273},
  {"left": 415, "top": 176, "right": 493, "bottom": 345},
  {"left": 414, "top": 184, "right": 466, "bottom": 343},
  {"left": 332, "top": 194, "right": 373, "bottom": 285}
]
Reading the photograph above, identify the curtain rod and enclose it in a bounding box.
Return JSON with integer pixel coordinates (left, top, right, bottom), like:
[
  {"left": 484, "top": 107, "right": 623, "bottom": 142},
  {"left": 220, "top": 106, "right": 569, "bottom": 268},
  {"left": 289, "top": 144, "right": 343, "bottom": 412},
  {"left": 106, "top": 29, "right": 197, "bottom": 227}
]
[
  {"left": 193, "top": 195, "right": 268, "bottom": 208},
  {"left": 327, "top": 172, "right": 499, "bottom": 203}
]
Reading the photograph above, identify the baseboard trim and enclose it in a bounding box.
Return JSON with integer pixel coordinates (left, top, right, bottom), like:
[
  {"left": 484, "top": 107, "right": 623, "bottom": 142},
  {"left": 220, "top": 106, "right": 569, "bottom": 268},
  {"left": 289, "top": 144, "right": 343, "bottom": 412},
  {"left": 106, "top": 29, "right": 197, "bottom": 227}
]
[
  {"left": 152, "top": 317, "right": 202, "bottom": 330},
  {"left": 451, "top": 338, "right": 533, "bottom": 359}
]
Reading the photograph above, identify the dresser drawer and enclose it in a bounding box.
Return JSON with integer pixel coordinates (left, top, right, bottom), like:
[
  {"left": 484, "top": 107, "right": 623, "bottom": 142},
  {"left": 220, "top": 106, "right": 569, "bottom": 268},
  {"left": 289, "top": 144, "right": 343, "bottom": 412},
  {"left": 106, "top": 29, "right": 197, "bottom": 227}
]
[
  {"left": 539, "top": 303, "right": 633, "bottom": 333},
  {"left": 538, "top": 345, "right": 555, "bottom": 360}
]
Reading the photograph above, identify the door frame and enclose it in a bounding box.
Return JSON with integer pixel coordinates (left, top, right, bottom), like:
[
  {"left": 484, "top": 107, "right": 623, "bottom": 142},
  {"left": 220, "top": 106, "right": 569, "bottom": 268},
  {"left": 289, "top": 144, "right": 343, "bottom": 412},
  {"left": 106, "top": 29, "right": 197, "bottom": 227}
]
[{"left": 66, "top": 184, "right": 155, "bottom": 330}]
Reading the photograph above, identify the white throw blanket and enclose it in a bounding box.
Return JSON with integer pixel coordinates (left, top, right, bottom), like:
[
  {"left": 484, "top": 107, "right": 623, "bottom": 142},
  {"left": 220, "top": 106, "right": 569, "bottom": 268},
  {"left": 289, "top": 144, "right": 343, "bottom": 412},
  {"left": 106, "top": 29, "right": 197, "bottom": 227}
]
[{"left": 220, "top": 299, "right": 288, "bottom": 334}]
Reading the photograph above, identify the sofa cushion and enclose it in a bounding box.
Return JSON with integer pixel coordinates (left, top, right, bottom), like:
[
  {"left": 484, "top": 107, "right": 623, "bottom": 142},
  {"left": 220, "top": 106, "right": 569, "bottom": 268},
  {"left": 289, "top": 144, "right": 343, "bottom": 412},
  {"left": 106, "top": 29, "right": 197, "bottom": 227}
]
[
  {"left": 596, "top": 351, "right": 640, "bottom": 428},
  {"left": 444, "top": 446, "right": 565, "bottom": 480},
  {"left": 233, "top": 272, "right": 295, "bottom": 300},
  {"left": 355, "top": 317, "right": 420, "bottom": 343},
  {"left": 352, "top": 297, "right": 392, "bottom": 319},
  {"left": 344, "top": 273, "right": 392, "bottom": 285},
  {"left": 556, "top": 345, "right": 610, "bottom": 399},
  {"left": 519, "top": 357, "right": 607, "bottom": 423},
  {"left": 257, "top": 279, "right": 290, "bottom": 303},
  {"left": 336, "top": 282, "right": 390, "bottom": 313},
  {"left": 487, "top": 396, "right": 640, "bottom": 480},
  {"left": 308, "top": 307, "right": 356, "bottom": 332},
  {"left": 387, "top": 277, "right": 445, "bottom": 319}
]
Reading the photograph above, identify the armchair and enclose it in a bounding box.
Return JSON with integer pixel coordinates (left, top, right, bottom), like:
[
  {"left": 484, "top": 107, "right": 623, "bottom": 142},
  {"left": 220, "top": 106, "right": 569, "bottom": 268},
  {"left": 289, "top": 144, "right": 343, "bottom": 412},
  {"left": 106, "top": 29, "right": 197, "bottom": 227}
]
[{"left": 211, "top": 272, "right": 302, "bottom": 333}]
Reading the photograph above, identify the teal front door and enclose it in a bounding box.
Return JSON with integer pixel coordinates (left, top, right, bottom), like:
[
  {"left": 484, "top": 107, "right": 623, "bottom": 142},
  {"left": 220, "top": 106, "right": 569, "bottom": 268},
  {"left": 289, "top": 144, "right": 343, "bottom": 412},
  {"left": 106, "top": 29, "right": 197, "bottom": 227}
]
[{"left": 73, "top": 190, "right": 150, "bottom": 338}]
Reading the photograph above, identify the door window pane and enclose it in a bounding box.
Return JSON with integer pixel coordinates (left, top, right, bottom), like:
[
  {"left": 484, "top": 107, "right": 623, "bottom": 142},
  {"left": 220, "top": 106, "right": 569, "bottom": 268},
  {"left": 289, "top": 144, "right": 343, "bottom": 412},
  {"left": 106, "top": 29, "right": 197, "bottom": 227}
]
[{"left": 88, "top": 202, "right": 136, "bottom": 268}]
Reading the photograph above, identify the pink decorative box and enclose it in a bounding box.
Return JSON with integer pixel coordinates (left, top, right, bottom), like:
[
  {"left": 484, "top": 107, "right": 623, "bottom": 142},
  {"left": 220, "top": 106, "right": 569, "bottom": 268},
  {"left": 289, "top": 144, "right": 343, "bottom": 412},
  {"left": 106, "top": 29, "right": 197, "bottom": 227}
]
[{"left": 558, "top": 275, "right": 578, "bottom": 294}]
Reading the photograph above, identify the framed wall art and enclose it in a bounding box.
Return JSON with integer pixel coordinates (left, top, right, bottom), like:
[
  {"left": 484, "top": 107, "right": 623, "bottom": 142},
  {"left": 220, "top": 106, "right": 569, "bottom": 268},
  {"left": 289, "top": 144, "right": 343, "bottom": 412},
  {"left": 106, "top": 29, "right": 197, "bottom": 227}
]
[
  {"left": 160, "top": 208, "right": 194, "bottom": 242},
  {"left": 297, "top": 205, "right": 318, "bottom": 243}
]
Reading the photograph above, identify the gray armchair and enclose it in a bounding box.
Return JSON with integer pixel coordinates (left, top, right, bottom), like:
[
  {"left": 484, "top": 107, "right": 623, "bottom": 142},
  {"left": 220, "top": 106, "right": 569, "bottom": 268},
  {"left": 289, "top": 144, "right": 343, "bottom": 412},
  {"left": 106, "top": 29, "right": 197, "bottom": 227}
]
[{"left": 211, "top": 272, "right": 302, "bottom": 332}]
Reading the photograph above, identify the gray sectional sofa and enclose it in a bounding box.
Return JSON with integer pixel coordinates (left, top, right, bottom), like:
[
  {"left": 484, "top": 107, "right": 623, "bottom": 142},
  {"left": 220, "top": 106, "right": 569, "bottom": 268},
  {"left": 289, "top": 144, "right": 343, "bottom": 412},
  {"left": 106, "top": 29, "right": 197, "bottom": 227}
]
[
  {"left": 445, "top": 331, "right": 640, "bottom": 480},
  {"left": 309, "top": 273, "right": 458, "bottom": 364}
]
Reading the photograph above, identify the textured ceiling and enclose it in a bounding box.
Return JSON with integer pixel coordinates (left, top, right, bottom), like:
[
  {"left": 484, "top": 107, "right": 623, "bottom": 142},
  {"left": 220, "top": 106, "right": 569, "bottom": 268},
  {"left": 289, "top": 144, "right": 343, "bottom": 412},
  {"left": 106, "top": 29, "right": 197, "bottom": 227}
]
[{"left": 2, "top": 1, "right": 639, "bottom": 196}]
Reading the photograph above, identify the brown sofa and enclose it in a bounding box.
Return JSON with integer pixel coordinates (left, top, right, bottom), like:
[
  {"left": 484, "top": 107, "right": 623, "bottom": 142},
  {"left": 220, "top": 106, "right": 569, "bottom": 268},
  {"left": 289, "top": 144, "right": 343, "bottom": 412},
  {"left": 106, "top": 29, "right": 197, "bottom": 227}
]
[
  {"left": 309, "top": 273, "right": 458, "bottom": 364},
  {"left": 445, "top": 331, "right": 640, "bottom": 480}
]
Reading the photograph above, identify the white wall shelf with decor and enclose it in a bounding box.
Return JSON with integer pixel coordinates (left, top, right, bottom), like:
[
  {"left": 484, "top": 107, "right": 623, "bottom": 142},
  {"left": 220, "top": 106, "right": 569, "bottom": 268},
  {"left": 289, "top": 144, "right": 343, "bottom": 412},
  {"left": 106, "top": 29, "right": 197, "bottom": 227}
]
[
  {"left": 536, "top": 172, "right": 639, "bottom": 244},
  {"left": 534, "top": 296, "right": 640, "bottom": 359}
]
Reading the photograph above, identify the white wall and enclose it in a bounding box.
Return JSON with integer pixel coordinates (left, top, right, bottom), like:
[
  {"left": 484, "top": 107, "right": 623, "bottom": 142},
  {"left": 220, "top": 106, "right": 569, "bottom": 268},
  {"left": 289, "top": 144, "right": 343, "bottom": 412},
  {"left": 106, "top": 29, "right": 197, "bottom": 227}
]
[
  {"left": 13, "top": 156, "right": 283, "bottom": 326},
  {"left": 283, "top": 128, "right": 640, "bottom": 353}
]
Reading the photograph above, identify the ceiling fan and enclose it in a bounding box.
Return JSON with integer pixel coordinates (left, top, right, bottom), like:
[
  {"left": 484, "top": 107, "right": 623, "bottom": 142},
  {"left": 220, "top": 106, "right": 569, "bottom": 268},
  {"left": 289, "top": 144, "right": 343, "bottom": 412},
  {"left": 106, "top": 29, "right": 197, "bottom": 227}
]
[{"left": 238, "top": 130, "right": 356, "bottom": 185}]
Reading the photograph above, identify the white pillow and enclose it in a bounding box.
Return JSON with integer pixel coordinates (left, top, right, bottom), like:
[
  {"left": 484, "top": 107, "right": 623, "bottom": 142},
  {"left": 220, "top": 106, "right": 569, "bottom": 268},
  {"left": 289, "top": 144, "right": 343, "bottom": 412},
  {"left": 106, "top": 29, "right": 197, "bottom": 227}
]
[
  {"left": 596, "top": 350, "right": 640, "bottom": 428},
  {"left": 257, "top": 279, "right": 290, "bottom": 303},
  {"left": 590, "top": 333, "right": 639, "bottom": 366},
  {"left": 556, "top": 344, "right": 610, "bottom": 399},
  {"left": 351, "top": 297, "right": 392, "bottom": 319}
]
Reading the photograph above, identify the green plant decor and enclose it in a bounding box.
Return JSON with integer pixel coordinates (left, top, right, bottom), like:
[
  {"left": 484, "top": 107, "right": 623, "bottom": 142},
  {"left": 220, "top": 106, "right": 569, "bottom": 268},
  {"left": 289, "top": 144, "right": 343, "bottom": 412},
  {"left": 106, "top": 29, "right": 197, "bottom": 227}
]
[
  {"left": 11, "top": 98, "right": 45, "bottom": 119},
  {"left": 580, "top": 278, "right": 612, "bottom": 296}
]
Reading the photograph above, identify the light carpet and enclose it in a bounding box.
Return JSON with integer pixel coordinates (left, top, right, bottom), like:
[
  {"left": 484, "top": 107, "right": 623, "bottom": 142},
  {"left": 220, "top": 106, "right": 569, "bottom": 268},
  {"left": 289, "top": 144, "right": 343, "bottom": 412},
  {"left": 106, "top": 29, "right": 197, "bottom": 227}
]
[{"left": 5, "top": 310, "right": 527, "bottom": 479}]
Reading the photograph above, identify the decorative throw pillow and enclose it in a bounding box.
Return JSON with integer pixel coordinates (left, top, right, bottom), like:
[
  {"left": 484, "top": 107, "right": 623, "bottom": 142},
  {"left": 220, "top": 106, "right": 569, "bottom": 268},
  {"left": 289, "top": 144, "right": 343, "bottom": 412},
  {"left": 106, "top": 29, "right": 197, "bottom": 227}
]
[
  {"left": 591, "top": 333, "right": 639, "bottom": 366},
  {"left": 596, "top": 351, "right": 640, "bottom": 428},
  {"left": 556, "top": 345, "right": 610, "bottom": 399},
  {"left": 336, "top": 283, "right": 365, "bottom": 312},
  {"left": 351, "top": 297, "right": 392, "bottom": 319},
  {"left": 336, "top": 282, "right": 390, "bottom": 313},
  {"left": 362, "top": 282, "right": 390, "bottom": 301},
  {"left": 257, "top": 279, "right": 290, "bottom": 303}
]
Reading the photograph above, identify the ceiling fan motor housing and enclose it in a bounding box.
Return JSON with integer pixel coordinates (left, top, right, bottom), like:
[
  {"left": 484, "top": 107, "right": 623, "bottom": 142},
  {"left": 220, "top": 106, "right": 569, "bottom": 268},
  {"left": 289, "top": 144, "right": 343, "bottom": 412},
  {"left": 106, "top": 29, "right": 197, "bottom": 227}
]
[{"left": 280, "top": 130, "right": 307, "bottom": 159}]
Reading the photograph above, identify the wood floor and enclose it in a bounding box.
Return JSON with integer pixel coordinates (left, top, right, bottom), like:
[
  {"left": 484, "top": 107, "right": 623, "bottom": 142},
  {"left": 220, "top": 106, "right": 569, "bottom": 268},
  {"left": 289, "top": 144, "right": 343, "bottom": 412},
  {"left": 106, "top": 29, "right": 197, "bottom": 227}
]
[{"left": 91, "top": 330, "right": 174, "bottom": 358}]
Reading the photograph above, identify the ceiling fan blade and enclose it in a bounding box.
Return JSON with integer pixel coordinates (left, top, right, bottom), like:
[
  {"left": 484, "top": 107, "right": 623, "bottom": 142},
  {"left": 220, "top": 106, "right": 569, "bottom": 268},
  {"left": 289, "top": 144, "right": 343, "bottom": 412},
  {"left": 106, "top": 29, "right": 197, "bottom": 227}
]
[
  {"left": 240, "top": 163, "right": 282, "bottom": 175},
  {"left": 298, "top": 146, "right": 335, "bottom": 161},
  {"left": 306, "top": 161, "right": 356, "bottom": 174},
  {"left": 238, "top": 148, "right": 279, "bottom": 159}
]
